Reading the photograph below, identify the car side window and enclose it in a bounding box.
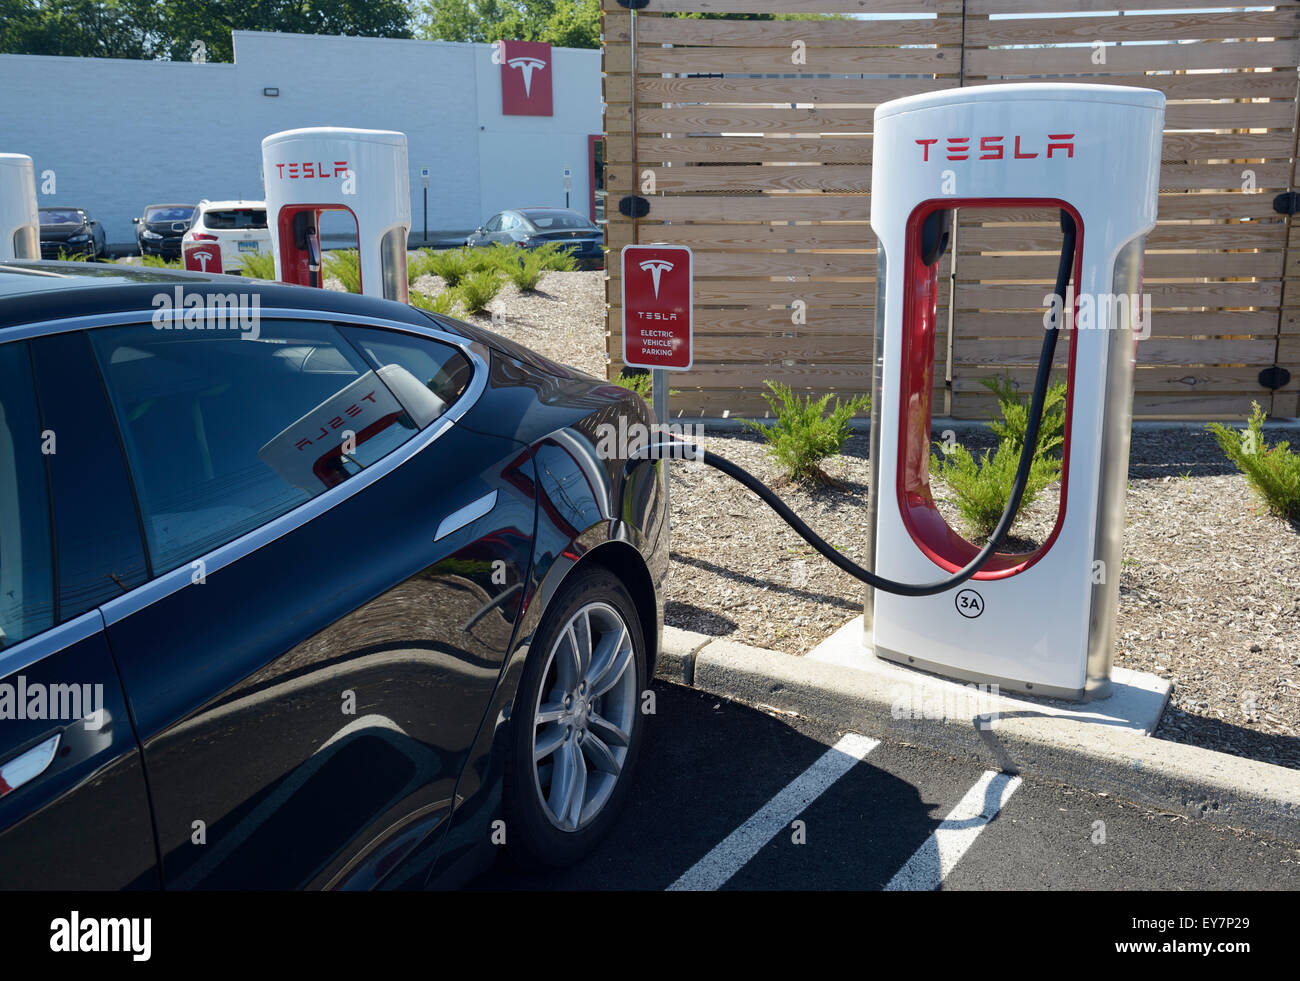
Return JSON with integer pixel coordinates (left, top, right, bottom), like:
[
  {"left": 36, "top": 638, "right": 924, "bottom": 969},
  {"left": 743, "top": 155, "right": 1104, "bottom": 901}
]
[
  {"left": 90, "top": 320, "right": 434, "bottom": 575},
  {"left": 0, "top": 342, "right": 55, "bottom": 649},
  {"left": 340, "top": 325, "right": 474, "bottom": 421},
  {"left": 500, "top": 214, "right": 518, "bottom": 232},
  {"left": 484, "top": 216, "right": 502, "bottom": 232}
]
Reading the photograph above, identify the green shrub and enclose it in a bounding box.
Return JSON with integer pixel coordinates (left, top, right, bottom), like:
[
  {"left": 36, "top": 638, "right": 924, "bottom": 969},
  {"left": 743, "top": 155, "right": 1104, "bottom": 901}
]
[
  {"left": 325, "top": 249, "right": 362, "bottom": 293},
  {"left": 611, "top": 370, "right": 652, "bottom": 399},
  {"left": 503, "top": 247, "right": 549, "bottom": 291},
  {"left": 425, "top": 248, "right": 471, "bottom": 287},
  {"left": 238, "top": 251, "right": 276, "bottom": 279},
  {"left": 480, "top": 242, "right": 521, "bottom": 272},
  {"left": 455, "top": 269, "right": 503, "bottom": 314},
  {"left": 409, "top": 288, "right": 458, "bottom": 316},
  {"left": 463, "top": 245, "right": 503, "bottom": 274},
  {"left": 931, "top": 441, "right": 1061, "bottom": 542},
  {"left": 533, "top": 240, "right": 577, "bottom": 272},
  {"left": 138, "top": 254, "right": 182, "bottom": 269},
  {"left": 408, "top": 248, "right": 437, "bottom": 284},
  {"left": 741, "top": 381, "right": 869, "bottom": 485},
  {"left": 982, "top": 375, "right": 1067, "bottom": 459},
  {"left": 1207, "top": 402, "right": 1300, "bottom": 522}
]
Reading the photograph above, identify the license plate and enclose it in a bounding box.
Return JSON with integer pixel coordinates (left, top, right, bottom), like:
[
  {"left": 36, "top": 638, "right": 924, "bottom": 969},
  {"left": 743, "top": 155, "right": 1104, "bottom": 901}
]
[{"left": 237, "top": 241, "right": 260, "bottom": 252}]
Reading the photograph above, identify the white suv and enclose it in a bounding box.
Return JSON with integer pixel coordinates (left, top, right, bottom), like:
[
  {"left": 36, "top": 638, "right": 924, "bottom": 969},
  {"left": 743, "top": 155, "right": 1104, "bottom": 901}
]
[{"left": 182, "top": 200, "right": 272, "bottom": 273}]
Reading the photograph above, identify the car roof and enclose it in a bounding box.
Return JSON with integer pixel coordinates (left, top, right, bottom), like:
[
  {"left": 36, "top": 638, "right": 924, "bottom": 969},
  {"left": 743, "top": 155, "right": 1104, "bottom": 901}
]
[
  {"left": 144, "top": 203, "right": 196, "bottom": 210},
  {"left": 0, "top": 261, "right": 453, "bottom": 335},
  {"left": 39, "top": 206, "right": 86, "bottom": 212}
]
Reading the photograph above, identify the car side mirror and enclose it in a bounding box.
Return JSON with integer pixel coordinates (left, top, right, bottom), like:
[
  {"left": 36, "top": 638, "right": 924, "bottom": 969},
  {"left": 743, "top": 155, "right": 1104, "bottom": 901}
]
[
  {"left": 132, "top": 217, "right": 140, "bottom": 224},
  {"left": 475, "top": 227, "right": 485, "bottom": 235}
]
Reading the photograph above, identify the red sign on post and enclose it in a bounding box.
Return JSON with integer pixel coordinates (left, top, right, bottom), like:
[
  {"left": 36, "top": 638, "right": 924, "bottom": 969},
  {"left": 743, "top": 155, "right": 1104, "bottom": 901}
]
[
  {"left": 621, "top": 244, "right": 693, "bottom": 371},
  {"left": 183, "top": 241, "right": 223, "bottom": 273},
  {"left": 500, "top": 40, "right": 553, "bottom": 117}
]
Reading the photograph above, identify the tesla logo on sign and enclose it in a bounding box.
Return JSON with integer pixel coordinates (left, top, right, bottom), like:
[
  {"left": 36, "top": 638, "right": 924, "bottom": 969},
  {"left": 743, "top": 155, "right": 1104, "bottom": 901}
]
[
  {"left": 915, "top": 134, "right": 1075, "bottom": 162},
  {"left": 184, "top": 242, "right": 223, "bottom": 272},
  {"left": 622, "top": 245, "right": 692, "bottom": 371},
  {"left": 501, "top": 40, "right": 552, "bottom": 116}
]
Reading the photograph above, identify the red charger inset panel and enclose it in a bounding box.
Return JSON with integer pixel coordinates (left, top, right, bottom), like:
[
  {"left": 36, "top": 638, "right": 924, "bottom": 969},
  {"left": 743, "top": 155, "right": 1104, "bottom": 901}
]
[{"left": 897, "top": 198, "right": 1083, "bottom": 579}]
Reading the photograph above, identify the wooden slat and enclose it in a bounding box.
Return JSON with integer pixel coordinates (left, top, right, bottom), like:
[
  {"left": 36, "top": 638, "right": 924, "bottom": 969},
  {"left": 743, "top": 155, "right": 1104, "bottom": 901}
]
[
  {"left": 954, "top": 366, "right": 1288, "bottom": 395},
  {"left": 970, "top": 0, "right": 1300, "bottom": 14},
  {"left": 637, "top": 136, "right": 872, "bottom": 165},
  {"left": 964, "top": 71, "right": 1299, "bottom": 102},
  {"left": 611, "top": 0, "right": 961, "bottom": 12},
  {"left": 960, "top": 222, "right": 1286, "bottom": 252},
  {"left": 956, "top": 310, "right": 1280, "bottom": 339},
  {"left": 966, "top": 40, "right": 1300, "bottom": 76},
  {"left": 955, "top": 337, "right": 1278, "bottom": 365},
  {"left": 608, "top": 164, "right": 872, "bottom": 194},
  {"left": 617, "top": 223, "right": 875, "bottom": 250},
  {"left": 967, "top": 10, "right": 1299, "bottom": 47},
  {"left": 607, "top": 75, "right": 956, "bottom": 107},
  {"left": 1161, "top": 131, "right": 1295, "bottom": 162},
  {"left": 609, "top": 307, "right": 877, "bottom": 335},
  {"left": 959, "top": 251, "right": 1283, "bottom": 280},
  {"left": 626, "top": 45, "right": 957, "bottom": 76},
  {"left": 956, "top": 281, "right": 1279, "bottom": 308},
  {"left": 626, "top": 195, "right": 870, "bottom": 222},
  {"left": 637, "top": 16, "right": 962, "bottom": 47}
]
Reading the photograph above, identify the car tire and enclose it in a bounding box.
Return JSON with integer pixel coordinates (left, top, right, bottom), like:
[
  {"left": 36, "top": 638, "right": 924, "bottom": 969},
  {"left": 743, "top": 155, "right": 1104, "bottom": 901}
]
[{"left": 503, "top": 565, "right": 648, "bottom": 868}]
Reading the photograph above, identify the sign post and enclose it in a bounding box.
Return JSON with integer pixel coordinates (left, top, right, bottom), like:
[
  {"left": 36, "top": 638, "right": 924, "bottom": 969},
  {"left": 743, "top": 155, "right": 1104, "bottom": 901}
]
[
  {"left": 420, "top": 168, "right": 430, "bottom": 243},
  {"left": 621, "top": 243, "right": 693, "bottom": 515},
  {"left": 563, "top": 167, "right": 572, "bottom": 210}
]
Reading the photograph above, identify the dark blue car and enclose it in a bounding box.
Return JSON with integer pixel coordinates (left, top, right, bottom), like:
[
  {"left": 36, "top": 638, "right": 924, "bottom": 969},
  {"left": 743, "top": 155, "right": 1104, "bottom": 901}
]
[
  {"left": 0, "top": 260, "right": 666, "bottom": 888},
  {"left": 466, "top": 208, "right": 604, "bottom": 267}
]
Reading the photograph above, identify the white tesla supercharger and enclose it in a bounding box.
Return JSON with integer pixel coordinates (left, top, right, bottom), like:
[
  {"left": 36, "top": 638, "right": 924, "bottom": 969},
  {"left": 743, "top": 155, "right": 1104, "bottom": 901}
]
[
  {"left": 865, "top": 83, "right": 1164, "bottom": 700},
  {"left": 0, "top": 154, "right": 40, "bottom": 260},
  {"left": 261, "top": 127, "right": 411, "bottom": 301}
]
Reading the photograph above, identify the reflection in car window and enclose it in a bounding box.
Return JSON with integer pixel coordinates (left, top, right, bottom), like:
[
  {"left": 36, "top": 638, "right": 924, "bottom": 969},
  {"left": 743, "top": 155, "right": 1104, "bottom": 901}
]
[
  {"left": 39, "top": 209, "right": 85, "bottom": 224},
  {"left": 341, "top": 325, "right": 474, "bottom": 422},
  {"left": 90, "top": 321, "right": 427, "bottom": 574},
  {"left": 146, "top": 207, "right": 195, "bottom": 223},
  {"left": 0, "top": 342, "right": 55, "bottom": 649}
]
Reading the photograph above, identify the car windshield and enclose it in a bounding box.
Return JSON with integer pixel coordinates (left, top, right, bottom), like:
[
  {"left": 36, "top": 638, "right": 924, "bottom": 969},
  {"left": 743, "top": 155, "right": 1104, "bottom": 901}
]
[
  {"left": 39, "top": 209, "right": 84, "bottom": 224},
  {"left": 146, "top": 206, "right": 195, "bottom": 223},
  {"left": 204, "top": 209, "right": 267, "bottom": 230},
  {"left": 521, "top": 211, "right": 593, "bottom": 231}
]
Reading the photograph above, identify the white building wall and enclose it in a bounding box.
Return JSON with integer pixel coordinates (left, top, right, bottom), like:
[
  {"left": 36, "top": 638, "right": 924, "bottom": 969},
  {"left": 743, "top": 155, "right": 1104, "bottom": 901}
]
[{"left": 0, "top": 31, "right": 601, "bottom": 249}]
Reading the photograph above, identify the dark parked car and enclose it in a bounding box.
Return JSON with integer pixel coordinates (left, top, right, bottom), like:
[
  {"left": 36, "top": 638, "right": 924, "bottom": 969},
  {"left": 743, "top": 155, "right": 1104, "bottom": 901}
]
[
  {"left": 0, "top": 260, "right": 666, "bottom": 888},
  {"left": 466, "top": 208, "right": 604, "bottom": 267},
  {"left": 38, "top": 207, "right": 107, "bottom": 260},
  {"left": 133, "top": 203, "right": 196, "bottom": 259}
]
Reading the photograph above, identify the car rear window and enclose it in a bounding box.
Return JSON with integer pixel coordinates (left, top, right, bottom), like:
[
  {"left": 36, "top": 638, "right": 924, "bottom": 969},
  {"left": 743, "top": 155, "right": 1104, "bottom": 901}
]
[
  {"left": 522, "top": 212, "right": 593, "bottom": 230},
  {"left": 203, "top": 209, "right": 267, "bottom": 230}
]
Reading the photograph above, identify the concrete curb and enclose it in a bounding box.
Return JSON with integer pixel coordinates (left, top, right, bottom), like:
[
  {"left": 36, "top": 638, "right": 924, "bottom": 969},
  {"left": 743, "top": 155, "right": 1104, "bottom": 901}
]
[{"left": 655, "top": 630, "right": 1300, "bottom": 844}]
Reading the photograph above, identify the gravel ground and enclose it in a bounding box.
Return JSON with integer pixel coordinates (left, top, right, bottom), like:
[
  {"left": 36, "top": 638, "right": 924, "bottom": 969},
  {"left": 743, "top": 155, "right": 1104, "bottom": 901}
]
[{"left": 470, "top": 270, "right": 1300, "bottom": 770}]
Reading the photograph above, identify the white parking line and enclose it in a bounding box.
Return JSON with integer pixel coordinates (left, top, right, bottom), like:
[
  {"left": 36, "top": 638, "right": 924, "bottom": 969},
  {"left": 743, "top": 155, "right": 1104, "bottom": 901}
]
[
  {"left": 668, "top": 732, "right": 879, "bottom": 891},
  {"left": 884, "top": 769, "right": 1022, "bottom": 891}
]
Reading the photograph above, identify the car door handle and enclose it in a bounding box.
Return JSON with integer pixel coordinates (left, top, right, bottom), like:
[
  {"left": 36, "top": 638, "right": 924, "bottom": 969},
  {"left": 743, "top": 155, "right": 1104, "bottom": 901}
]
[
  {"left": 0, "top": 734, "right": 60, "bottom": 798},
  {"left": 435, "top": 490, "right": 498, "bottom": 542}
]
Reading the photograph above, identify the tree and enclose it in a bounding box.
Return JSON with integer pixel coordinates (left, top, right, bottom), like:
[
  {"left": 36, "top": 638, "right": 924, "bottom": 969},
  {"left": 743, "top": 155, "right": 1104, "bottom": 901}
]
[
  {"left": 412, "top": 0, "right": 601, "bottom": 49},
  {"left": 0, "top": 0, "right": 414, "bottom": 62}
]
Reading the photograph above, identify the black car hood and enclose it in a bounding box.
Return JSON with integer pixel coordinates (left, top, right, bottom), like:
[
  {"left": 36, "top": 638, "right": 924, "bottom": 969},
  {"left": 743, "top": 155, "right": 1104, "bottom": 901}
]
[{"left": 40, "top": 223, "right": 88, "bottom": 241}]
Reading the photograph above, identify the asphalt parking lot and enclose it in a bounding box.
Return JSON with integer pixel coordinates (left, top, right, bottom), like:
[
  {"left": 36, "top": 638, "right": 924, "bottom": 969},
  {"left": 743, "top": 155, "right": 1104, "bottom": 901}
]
[{"left": 472, "top": 681, "right": 1300, "bottom": 891}]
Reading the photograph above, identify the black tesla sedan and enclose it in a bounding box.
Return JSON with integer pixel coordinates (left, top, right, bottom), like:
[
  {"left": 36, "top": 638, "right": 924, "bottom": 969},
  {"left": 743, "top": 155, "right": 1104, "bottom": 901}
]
[
  {"left": 133, "top": 203, "right": 196, "bottom": 259},
  {"left": 38, "top": 207, "right": 108, "bottom": 260},
  {"left": 466, "top": 208, "right": 604, "bottom": 267},
  {"left": 0, "top": 261, "right": 666, "bottom": 889}
]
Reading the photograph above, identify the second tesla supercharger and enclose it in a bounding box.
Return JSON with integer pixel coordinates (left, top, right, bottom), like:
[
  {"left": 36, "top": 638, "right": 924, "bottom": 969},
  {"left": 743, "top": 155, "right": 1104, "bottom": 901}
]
[
  {"left": 0, "top": 154, "right": 40, "bottom": 260},
  {"left": 865, "top": 83, "right": 1164, "bottom": 700},
  {"left": 262, "top": 127, "right": 411, "bottom": 301}
]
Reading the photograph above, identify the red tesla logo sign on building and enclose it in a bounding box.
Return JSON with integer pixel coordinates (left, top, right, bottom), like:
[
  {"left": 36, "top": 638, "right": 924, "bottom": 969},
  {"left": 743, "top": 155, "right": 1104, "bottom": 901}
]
[
  {"left": 500, "top": 40, "right": 553, "bottom": 117},
  {"left": 621, "top": 244, "right": 693, "bottom": 371}
]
